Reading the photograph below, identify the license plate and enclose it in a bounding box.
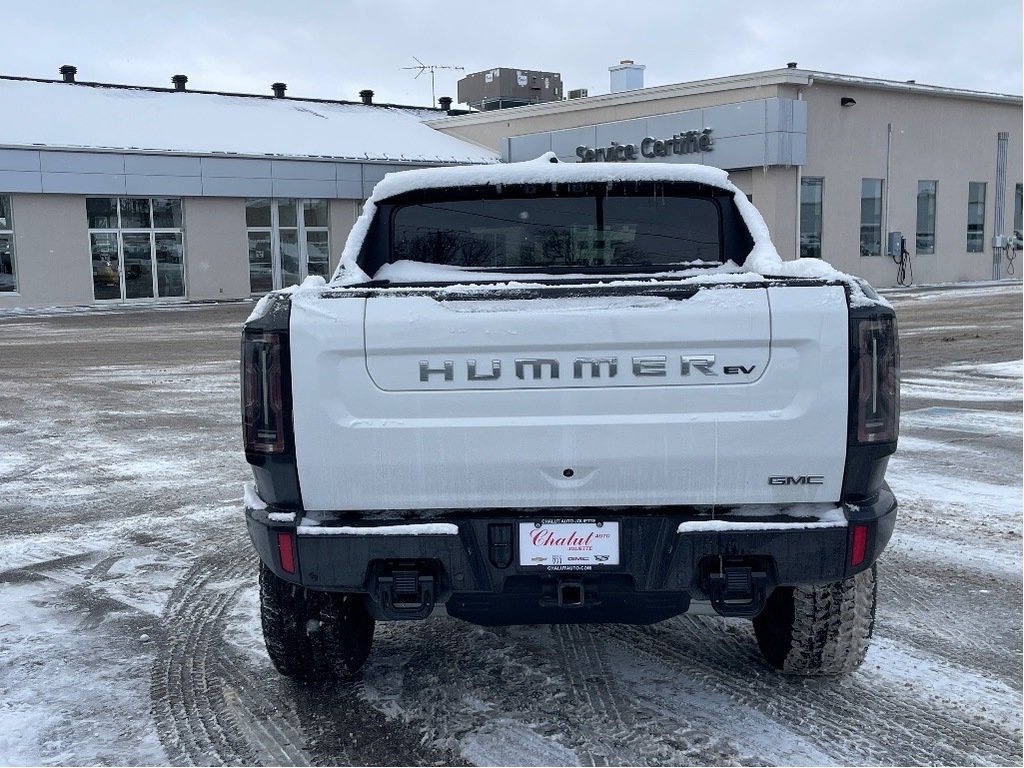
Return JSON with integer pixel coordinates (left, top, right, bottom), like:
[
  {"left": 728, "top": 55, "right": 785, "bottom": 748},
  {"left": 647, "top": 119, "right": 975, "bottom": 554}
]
[{"left": 518, "top": 520, "right": 619, "bottom": 568}]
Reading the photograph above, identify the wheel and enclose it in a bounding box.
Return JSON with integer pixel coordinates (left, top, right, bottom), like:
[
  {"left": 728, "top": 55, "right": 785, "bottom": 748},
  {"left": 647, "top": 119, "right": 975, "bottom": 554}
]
[
  {"left": 752, "top": 564, "right": 876, "bottom": 676},
  {"left": 258, "top": 562, "right": 375, "bottom": 680}
]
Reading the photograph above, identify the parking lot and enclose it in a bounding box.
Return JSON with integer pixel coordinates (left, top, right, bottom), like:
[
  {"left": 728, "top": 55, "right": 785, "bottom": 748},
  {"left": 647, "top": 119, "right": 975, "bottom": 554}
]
[{"left": 0, "top": 282, "right": 1021, "bottom": 766}]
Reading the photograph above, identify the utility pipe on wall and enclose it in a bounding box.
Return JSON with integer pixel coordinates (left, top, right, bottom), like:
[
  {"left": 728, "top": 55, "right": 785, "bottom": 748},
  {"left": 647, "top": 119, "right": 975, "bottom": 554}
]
[{"left": 994, "top": 131, "right": 1008, "bottom": 280}]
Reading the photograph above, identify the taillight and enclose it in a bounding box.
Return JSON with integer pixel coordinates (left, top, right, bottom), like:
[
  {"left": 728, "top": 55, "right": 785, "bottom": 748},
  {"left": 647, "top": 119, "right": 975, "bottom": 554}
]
[
  {"left": 850, "top": 523, "right": 869, "bottom": 567},
  {"left": 277, "top": 531, "right": 297, "bottom": 574},
  {"left": 243, "top": 331, "right": 287, "bottom": 454},
  {"left": 851, "top": 315, "right": 899, "bottom": 444}
]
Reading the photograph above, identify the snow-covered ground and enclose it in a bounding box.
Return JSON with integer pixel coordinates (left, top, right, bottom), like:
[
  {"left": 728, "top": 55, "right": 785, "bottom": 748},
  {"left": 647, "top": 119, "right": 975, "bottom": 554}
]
[{"left": 0, "top": 283, "right": 1020, "bottom": 766}]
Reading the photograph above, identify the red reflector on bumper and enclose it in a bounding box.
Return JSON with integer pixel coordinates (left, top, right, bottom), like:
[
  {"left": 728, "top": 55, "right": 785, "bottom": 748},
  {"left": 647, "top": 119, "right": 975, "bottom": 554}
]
[
  {"left": 850, "top": 524, "right": 868, "bottom": 567},
  {"left": 277, "top": 531, "right": 296, "bottom": 574}
]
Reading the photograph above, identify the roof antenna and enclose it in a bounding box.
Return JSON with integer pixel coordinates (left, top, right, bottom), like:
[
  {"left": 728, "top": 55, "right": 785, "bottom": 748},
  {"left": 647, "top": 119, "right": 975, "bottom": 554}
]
[{"left": 401, "top": 56, "right": 464, "bottom": 106}]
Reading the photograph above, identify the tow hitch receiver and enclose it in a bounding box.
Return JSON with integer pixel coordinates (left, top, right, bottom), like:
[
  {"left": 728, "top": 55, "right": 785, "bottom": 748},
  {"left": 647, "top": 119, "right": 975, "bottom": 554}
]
[
  {"left": 704, "top": 560, "right": 770, "bottom": 618},
  {"left": 374, "top": 563, "right": 438, "bottom": 620}
]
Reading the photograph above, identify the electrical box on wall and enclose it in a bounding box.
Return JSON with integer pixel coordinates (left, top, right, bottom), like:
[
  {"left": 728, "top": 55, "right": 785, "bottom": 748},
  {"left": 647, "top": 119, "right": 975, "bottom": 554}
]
[{"left": 887, "top": 232, "right": 903, "bottom": 258}]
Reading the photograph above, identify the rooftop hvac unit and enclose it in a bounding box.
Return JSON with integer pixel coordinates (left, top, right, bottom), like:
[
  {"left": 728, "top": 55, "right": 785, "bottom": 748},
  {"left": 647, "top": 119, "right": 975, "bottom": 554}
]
[
  {"left": 457, "top": 68, "right": 563, "bottom": 111},
  {"left": 568, "top": 88, "right": 588, "bottom": 99}
]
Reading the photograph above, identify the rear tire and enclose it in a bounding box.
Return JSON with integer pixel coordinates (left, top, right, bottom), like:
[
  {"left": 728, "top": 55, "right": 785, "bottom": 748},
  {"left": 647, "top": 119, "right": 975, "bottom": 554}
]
[
  {"left": 259, "top": 563, "right": 375, "bottom": 680},
  {"left": 752, "top": 564, "right": 876, "bottom": 675}
]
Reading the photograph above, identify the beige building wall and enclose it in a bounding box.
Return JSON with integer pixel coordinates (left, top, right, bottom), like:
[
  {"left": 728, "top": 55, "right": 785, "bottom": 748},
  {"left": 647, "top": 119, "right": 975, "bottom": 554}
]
[
  {"left": 329, "top": 199, "right": 361, "bottom": 273},
  {"left": 183, "top": 197, "right": 248, "bottom": 300},
  {"left": 801, "top": 83, "right": 1023, "bottom": 286},
  {"left": 752, "top": 168, "right": 800, "bottom": 259},
  {"left": 0, "top": 194, "right": 92, "bottom": 308}
]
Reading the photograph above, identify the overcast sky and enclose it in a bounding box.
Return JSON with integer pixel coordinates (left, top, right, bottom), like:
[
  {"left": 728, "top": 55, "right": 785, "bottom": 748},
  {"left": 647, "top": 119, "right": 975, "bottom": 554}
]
[{"left": 1, "top": 0, "right": 1020, "bottom": 107}]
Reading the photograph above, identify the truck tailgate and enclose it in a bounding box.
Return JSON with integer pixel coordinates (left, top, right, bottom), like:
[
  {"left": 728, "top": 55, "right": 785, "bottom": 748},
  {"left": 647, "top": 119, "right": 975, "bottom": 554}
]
[{"left": 289, "top": 284, "right": 849, "bottom": 511}]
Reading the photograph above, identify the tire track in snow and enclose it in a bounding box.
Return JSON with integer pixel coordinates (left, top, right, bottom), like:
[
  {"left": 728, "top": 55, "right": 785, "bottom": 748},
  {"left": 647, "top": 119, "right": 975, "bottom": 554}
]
[
  {"left": 877, "top": 554, "right": 1022, "bottom": 687},
  {"left": 598, "top": 616, "right": 1021, "bottom": 766},
  {"left": 151, "top": 545, "right": 309, "bottom": 766},
  {"left": 549, "top": 623, "right": 752, "bottom": 766},
  {"left": 552, "top": 624, "right": 635, "bottom": 766},
  {"left": 151, "top": 545, "right": 454, "bottom": 767}
]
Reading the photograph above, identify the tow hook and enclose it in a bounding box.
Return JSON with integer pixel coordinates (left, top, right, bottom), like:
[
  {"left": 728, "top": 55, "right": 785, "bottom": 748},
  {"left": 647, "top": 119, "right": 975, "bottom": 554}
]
[
  {"left": 705, "top": 563, "right": 769, "bottom": 618},
  {"left": 374, "top": 562, "right": 438, "bottom": 620}
]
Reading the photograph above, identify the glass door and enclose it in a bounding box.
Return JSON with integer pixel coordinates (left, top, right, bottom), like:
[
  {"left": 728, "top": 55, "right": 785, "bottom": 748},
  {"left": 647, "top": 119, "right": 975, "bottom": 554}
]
[
  {"left": 247, "top": 231, "right": 273, "bottom": 293},
  {"left": 122, "top": 233, "right": 154, "bottom": 299},
  {"left": 89, "top": 197, "right": 186, "bottom": 302},
  {"left": 247, "top": 199, "right": 331, "bottom": 292},
  {"left": 280, "top": 230, "right": 301, "bottom": 287},
  {"left": 90, "top": 232, "right": 121, "bottom": 300},
  {"left": 155, "top": 233, "right": 185, "bottom": 297}
]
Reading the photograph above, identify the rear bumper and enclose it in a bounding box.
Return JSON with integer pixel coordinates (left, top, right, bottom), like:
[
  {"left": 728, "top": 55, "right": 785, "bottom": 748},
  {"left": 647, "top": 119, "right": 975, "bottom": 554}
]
[{"left": 245, "top": 486, "right": 897, "bottom": 624}]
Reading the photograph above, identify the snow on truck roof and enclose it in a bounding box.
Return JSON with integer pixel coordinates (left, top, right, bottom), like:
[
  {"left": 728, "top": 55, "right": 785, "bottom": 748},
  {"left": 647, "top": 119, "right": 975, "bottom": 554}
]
[
  {"left": 365, "top": 154, "right": 735, "bottom": 200},
  {"left": 322, "top": 154, "right": 889, "bottom": 309}
]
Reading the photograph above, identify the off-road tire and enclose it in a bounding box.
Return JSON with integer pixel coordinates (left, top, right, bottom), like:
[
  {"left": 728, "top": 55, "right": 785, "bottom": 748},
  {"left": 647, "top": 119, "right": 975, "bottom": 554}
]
[
  {"left": 752, "top": 564, "right": 876, "bottom": 675},
  {"left": 259, "top": 562, "right": 375, "bottom": 680}
]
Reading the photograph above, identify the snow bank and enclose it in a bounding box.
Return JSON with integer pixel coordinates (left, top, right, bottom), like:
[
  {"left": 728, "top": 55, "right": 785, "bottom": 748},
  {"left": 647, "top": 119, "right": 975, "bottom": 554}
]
[
  {"left": 945, "top": 360, "right": 1023, "bottom": 379},
  {"left": 328, "top": 153, "right": 889, "bottom": 307}
]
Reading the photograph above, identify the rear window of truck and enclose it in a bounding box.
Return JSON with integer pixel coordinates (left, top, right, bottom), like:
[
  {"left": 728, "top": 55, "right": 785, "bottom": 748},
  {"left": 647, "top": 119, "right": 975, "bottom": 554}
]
[{"left": 358, "top": 181, "right": 753, "bottom": 277}]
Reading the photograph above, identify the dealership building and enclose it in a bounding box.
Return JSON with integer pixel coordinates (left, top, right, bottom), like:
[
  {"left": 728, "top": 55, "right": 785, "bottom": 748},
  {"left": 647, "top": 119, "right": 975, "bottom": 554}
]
[
  {"left": 431, "top": 64, "right": 1023, "bottom": 289},
  {"left": 0, "top": 64, "right": 1021, "bottom": 309},
  {"left": 0, "top": 70, "right": 496, "bottom": 309}
]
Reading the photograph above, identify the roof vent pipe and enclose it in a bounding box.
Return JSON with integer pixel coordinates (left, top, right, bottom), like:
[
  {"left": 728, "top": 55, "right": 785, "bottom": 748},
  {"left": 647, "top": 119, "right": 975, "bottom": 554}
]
[
  {"left": 272, "top": 82, "right": 287, "bottom": 98},
  {"left": 438, "top": 96, "right": 453, "bottom": 111},
  {"left": 59, "top": 65, "right": 77, "bottom": 83},
  {"left": 172, "top": 74, "right": 188, "bottom": 91},
  {"left": 787, "top": 62, "right": 798, "bottom": 68},
  {"left": 359, "top": 89, "right": 374, "bottom": 105}
]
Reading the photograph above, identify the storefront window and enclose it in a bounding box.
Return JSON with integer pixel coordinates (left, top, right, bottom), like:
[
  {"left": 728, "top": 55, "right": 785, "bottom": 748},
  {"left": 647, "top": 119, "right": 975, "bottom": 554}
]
[
  {"left": 859, "top": 179, "right": 883, "bottom": 257},
  {"left": 86, "top": 197, "right": 118, "bottom": 229},
  {"left": 967, "top": 182, "right": 986, "bottom": 253},
  {"left": 916, "top": 181, "right": 937, "bottom": 255},
  {"left": 245, "top": 199, "right": 272, "bottom": 228},
  {"left": 0, "top": 195, "right": 16, "bottom": 293},
  {"left": 799, "top": 177, "right": 823, "bottom": 258},
  {"left": 86, "top": 197, "right": 185, "bottom": 301},
  {"left": 246, "top": 199, "right": 331, "bottom": 292}
]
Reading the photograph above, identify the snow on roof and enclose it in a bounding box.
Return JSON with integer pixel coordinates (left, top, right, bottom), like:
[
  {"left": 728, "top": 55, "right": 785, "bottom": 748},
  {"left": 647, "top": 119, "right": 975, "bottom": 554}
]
[{"left": 0, "top": 78, "right": 499, "bottom": 164}]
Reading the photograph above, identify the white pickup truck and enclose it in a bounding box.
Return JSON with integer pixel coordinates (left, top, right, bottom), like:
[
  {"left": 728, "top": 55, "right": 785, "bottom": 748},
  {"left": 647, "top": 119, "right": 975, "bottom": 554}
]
[{"left": 242, "top": 155, "right": 899, "bottom": 680}]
